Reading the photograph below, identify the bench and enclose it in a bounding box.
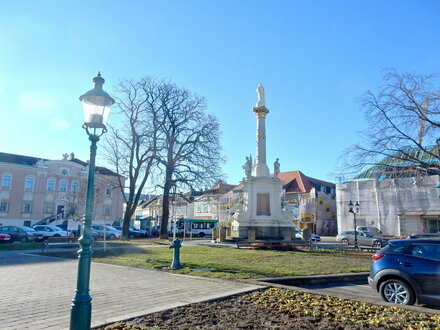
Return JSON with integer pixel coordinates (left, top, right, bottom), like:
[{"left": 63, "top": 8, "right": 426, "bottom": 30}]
[
  {"left": 42, "top": 237, "right": 79, "bottom": 253},
  {"left": 235, "top": 240, "right": 313, "bottom": 250}
]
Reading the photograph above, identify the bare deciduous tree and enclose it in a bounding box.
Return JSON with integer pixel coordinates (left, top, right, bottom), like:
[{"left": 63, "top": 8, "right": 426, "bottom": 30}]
[
  {"left": 102, "top": 78, "right": 161, "bottom": 240},
  {"left": 103, "top": 77, "right": 223, "bottom": 240},
  {"left": 340, "top": 69, "right": 440, "bottom": 179},
  {"left": 154, "top": 82, "right": 224, "bottom": 239}
]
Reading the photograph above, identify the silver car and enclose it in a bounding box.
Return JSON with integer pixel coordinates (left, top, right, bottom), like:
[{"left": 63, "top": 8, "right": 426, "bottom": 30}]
[
  {"left": 337, "top": 230, "right": 389, "bottom": 247},
  {"left": 32, "top": 225, "right": 72, "bottom": 238},
  {"left": 92, "top": 225, "right": 121, "bottom": 240}
]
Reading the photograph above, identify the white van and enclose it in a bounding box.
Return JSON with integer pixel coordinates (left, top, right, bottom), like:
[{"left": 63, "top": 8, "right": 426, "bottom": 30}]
[{"left": 356, "top": 226, "right": 383, "bottom": 237}]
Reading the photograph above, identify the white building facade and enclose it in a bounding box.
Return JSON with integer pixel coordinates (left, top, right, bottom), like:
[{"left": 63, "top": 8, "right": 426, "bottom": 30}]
[
  {"left": 336, "top": 175, "right": 440, "bottom": 236},
  {"left": 0, "top": 152, "right": 125, "bottom": 227}
]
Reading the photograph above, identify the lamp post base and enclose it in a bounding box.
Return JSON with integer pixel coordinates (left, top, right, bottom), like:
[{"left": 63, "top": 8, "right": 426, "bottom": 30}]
[{"left": 70, "top": 299, "right": 92, "bottom": 330}]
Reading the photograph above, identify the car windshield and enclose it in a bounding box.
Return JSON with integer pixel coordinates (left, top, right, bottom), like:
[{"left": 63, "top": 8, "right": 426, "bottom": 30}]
[{"left": 21, "top": 227, "right": 36, "bottom": 232}]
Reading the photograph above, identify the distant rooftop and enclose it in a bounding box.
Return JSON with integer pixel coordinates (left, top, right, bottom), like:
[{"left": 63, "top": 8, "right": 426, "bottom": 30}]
[
  {"left": 354, "top": 146, "right": 440, "bottom": 180},
  {"left": 233, "top": 170, "right": 335, "bottom": 194},
  {"left": 0, "top": 152, "right": 47, "bottom": 166},
  {"left": 0, "top": 151, "right": 120, "bottom": 177}
]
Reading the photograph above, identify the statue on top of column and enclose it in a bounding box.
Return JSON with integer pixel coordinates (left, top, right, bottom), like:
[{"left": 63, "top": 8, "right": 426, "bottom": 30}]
[
  {"left": 274, "top": 158, "right": 280, "bottom": 178},
  {"left": 243, "top": 156, "right": 252, "bottom": 179},
  {"left": 256, "top": 83, "right": 265, "bottom": 107}
]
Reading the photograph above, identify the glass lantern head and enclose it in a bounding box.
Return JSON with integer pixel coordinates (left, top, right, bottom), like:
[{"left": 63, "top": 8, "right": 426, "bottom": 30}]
[
  {"left": 79, "top": 72, "right": 115, "bottom": 129},
  {"left": 348, "top": 200, "right": 353, "bottom": 213}
]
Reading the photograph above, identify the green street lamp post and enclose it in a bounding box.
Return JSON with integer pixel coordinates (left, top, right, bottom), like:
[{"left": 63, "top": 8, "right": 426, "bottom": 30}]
[
  {"left": 70, "top": 72, "right": 114, "bottom": 330},
  {"left": 348, "top": 200, "right": 360, "bottom": 249}
]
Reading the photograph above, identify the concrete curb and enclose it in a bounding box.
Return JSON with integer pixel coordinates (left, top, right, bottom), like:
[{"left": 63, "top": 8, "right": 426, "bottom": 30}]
[
  {"left": 91, "top": 286, "right": 265, "bottom": 329},
  {"left": 254, "top": 272, "right": 369, "bottom": 286}
]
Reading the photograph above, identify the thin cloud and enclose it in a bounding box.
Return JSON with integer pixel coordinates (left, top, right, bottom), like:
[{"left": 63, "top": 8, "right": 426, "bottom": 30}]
[
  {"left": 18, "top": 91, "right": 56, "bottom": 117},
  {"left": 49, "top": 117, "right": 70, "bottom": 131}
]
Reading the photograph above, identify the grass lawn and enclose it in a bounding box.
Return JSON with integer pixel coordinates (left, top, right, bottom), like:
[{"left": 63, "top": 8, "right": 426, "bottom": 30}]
[
  {"left": 0, "top": 242, "right": 43, "bottom": 250},
  {"left": 93, "top": 238, "right": 170, "bottom": 246},
  {"left": 43, "top": 245, "right": 372, "bottom": 280}
]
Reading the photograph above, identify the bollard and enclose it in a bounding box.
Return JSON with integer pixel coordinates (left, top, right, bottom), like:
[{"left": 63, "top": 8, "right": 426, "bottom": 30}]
[{"left": 169, "top": 238, "right": 183, "bottom": 269}]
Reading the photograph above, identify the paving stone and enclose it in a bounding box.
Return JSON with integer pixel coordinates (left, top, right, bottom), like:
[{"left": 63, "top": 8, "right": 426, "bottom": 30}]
[{"left": 0, "top": 251, "right": 262, "bottom": 329}]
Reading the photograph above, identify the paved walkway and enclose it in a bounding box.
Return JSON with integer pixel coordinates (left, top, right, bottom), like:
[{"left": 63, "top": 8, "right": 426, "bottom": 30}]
[{"left": 0, "top": 251, "right": 263, "bottom": 330}]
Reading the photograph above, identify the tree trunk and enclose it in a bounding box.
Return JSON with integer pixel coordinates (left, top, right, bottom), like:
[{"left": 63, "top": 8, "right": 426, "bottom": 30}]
[
  {"left": 121, "top": 201, "right": 134, "bottom": 240},
  {"left": 160, "top": 170, "right": 173, "bottom": 239},
  {"left": 122, "top": 213, "right": 131, "bottom": 240}
]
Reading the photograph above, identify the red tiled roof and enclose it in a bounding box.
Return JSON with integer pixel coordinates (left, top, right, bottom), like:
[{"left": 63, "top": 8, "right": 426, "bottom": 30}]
[
  {"left": 206, "top": 183, "right": 237, "bottom": 194},
  {"left": 230, "top": 171, "right": 334, "bottom": 194}
]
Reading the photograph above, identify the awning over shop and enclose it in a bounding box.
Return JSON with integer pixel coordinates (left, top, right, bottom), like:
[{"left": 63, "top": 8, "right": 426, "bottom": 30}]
[
  {"left": 422, "top": 210, "right": 440, "bottom": 216},
  {"left": 396, "top": 209, "right": 423, "bottom": 216},
  {"left": 397, "top": 210, "right": 440, "bottom": 216}
]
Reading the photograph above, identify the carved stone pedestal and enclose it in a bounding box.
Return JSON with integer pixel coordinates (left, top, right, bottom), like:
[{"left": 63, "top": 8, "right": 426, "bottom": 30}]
[{"left": 231, "top": 176, "right": 294, "bottom": 240}]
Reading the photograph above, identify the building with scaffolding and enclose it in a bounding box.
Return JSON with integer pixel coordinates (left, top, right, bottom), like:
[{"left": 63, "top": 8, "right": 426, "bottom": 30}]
[{"left": 336, "top": 147, "right": 440, "bottom": 236}]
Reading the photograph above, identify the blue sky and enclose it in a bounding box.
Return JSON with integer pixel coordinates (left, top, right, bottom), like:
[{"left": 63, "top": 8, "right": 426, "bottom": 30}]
[{"left": 1, "top": 1, "right": 439, "bottom": 185}]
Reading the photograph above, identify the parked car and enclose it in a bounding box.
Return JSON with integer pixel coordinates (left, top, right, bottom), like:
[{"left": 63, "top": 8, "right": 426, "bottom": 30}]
[
  {"left": 0, "top": 233, "right": 11, "bottom": 243},
  {"left": 113, "top": 226, "right": 149, "bottom": 239},
  {"left": 369, "top": 239, "right": 440, "bottom": 306},
  {"left": 336, "top": 230, "right": 389, "bottom": 247},
  {"left": 32, "top": 225, "right": 72, "bottom": 239},
  {"left": 294, "top": 229, "right": 321, "bottom": 242},
  {"left": 356, "top": 226, "right": 383, "bottom": 237},
  {"left": 0, "top": 226, "right": 44, "bottom": 242},
  {"left": 92, "top": 225, "right": 122, "bottom": 240}
]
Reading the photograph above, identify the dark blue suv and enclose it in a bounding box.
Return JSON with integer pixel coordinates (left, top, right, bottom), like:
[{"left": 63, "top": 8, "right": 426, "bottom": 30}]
[{"left": 368, "top": 239, "right": 440, "bottom": 306}]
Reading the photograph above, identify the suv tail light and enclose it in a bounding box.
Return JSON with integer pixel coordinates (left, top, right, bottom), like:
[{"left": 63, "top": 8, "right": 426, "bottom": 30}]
[{"left": 372, "top": 253, "right": 385, "bottom": 261}]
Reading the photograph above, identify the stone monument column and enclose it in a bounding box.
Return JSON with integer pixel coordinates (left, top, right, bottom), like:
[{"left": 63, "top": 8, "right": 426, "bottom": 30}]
[
  {"left": 231, "top": 83, "right": 295, "bottom": 240},
  {"left": 253, "top": 83, "right": 270, "bottom": 177}
]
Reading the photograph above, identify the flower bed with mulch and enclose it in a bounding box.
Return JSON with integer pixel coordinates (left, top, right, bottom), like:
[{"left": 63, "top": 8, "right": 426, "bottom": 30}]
[{"left": 98, "top": 288, "right": 440, "bottom": 329}]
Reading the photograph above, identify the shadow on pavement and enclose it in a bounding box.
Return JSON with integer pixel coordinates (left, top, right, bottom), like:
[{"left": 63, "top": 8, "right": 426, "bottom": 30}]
[{"left": 0, "top": 251, "right": 72, "bottom": 267}]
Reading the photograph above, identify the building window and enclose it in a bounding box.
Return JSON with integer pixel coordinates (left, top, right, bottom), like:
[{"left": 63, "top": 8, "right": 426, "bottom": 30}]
[
  {"left": 1, "top": 174, "right": 11, "bottom": 188},
  {"left": 105, "top": 185, "right": 112, "bottom": 196},
  {"left": 22, "top": 202, "right": 32, "bottom": 214},
  {"left": 60, "top": 168, "right": 69, "bottom": 176},
  {"left": 59, "top": 180, "right": 68, "bottom": 192},
  {"left": 71, "top": 182, "right": 79, "bottom": 193},
  {"left": 23, "top": 220, "right": 31, "bottom": 227},
  {"left": 0, "top": 201, "right": 9, "bottom": 213},
  {"left": 197, "top": 205, "right": 201, "bottom": 213},
  {"left": 24, "top": 177, "right": 35, "bottom": 190},
  {"left": 43, "top": 202, "right": 54, "bottom": 214},
  {"left": 104, "top": 205, "right": 112, "bottom": 216},
  {"left": 47, "top": 179, "right": 55, "bottom": 191}
]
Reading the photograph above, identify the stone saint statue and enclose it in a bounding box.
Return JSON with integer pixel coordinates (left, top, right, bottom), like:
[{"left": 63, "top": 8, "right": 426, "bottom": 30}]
[
  {"left": 256, "top": 83, "right": 265, "bottom": 107},
  {"left": 274, "top": 158, "right": 280, "bottom": 178},
  {"left": 242, "top": 157, "right": 252, "bottom": 178}
]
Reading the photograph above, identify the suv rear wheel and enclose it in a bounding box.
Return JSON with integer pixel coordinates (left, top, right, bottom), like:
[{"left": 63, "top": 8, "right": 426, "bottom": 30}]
[
  {"left": 379, "top": 279, "right": 415, "bottom": 305},
  {"left": 341, "top": 238, "right": 349, "bottom": 245}
]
